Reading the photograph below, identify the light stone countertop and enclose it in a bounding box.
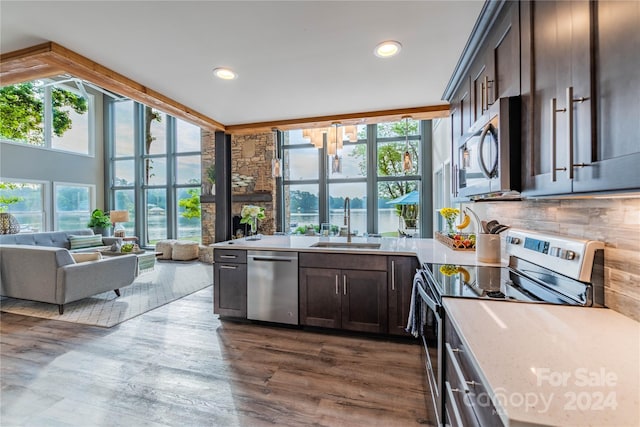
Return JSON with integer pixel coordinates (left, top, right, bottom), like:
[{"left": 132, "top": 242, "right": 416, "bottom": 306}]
[
  {"left": 443, "top": 298, "right": 640, "bottom": 427},
  {"left": 211, "top": 235, "right": 506, "bottom": 267}
]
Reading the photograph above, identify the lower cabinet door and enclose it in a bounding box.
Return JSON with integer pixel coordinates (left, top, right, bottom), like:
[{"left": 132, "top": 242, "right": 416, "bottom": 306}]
[
  {"left": 388, "top": 256, "right": 419, "bottom": 336},
  {"left": 214, "top": 263, "right": 247, "bottom": 318},
  {"left": 299, "top": 267, "right": 341, "bottom": 329},
  {"left": 341, "top": 269, "right": 388, "bottom": 334}
]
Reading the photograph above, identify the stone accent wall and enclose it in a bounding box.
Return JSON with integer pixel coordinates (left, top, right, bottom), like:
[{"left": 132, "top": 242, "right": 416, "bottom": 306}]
[
  {"left": 231, "top": 132, "right": 276, "bottom": 236},
  {"left": 466, "top": 197, "right": 640, "bottom": 321},
  {"left": 199, "top": 130, "right": 277, "bottom": 243},
  {"left": 200, "top": 130, "right": 215, "bottom": 245}
]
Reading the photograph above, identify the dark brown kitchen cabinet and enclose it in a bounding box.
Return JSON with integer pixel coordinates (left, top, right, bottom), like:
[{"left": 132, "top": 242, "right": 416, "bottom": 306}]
[
  {"left": 299, "top": 253, "right": 388, "bottom": 334},
  {"left": 521, "top": 0, "right": 640, "bottom": 196},
  {"left": 388, "top": 256, "right": 419, "bottom": 336},
  {"left": 213, "top": 249, "right": 247, "bottom": 318},
  {"left": 573, "top": 0, "right": 640, "bottom": 193},
  {"left": 444, "top": 315, "right": 503, "bottom": 427},
  {"left": 469, "top": 2, "right": 520, "bottom": 124},
  {"left": 521, "top": 0, "right": 591, "bottom": 196}
]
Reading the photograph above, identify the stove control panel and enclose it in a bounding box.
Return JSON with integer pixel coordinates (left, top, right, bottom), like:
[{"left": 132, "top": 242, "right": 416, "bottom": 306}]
[
  {"left": 506, "top": 229, "right": 604, "bottom": 282},
  {"left": 549, "top": 247, "right": 576, "bottom": 260}
]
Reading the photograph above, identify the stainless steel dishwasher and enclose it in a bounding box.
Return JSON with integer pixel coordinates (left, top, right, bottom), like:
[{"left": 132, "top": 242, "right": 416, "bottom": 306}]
[{"left": 247, "top": 250, "right": 298, "bottom": 325}]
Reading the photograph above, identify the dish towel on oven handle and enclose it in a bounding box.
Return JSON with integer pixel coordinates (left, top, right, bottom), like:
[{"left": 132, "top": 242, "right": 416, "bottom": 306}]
[{"left": 406, "top": 271, "right": 427, "bottom": 337}]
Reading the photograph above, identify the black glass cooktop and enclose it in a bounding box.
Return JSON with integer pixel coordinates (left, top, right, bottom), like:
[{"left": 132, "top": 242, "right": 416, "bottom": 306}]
[{"left": 423, "top": 262, "right": 588, "bottom": 305}]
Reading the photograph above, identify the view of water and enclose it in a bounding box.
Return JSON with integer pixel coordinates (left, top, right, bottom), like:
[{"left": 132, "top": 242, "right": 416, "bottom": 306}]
[{"left": 290, "top": 208, "right": 417, "bottom": 236}]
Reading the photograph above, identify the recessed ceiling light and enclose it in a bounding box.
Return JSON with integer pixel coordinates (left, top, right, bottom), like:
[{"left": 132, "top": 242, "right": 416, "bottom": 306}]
[
  {"left": 374, "top": 40, "right": 402, "bottom": 58},
  {"left": 212, "top": 67, "right": 237, "bottom": 80}
]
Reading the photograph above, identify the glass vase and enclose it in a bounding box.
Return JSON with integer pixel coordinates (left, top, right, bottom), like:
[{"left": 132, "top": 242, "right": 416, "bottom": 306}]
[
  {"left": 246, "top": 216, "right": 261, "bottom": 240},
  {"left": 446, "top": 219, "right": 455, "bottom": 236}
]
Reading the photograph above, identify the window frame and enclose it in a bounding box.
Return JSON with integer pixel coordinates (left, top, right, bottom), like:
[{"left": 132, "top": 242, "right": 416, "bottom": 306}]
[
  {"left": 0, "top": 78, "right": 96, "bottom": 157},
  {"left": 281, "top": 121, "right": 427, "bottom": 237}
]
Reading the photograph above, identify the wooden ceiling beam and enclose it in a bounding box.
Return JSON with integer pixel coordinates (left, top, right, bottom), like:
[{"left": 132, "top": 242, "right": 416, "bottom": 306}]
[
  {"left": 225, "top": 105, "right": 450, "bottom": 135},
  {"left": 1, "top": 42, "right": 225, "bottom": 132}
]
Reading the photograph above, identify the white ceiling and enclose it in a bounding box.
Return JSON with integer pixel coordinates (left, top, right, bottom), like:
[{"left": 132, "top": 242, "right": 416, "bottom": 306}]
[{"left": 1, "top": 1, "right": 484, "bottom": 126}]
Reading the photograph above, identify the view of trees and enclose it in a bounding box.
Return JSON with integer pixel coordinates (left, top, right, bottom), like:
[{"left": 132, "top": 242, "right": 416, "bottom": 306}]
[
  {"left": 0, "top": 82, "right": 87, "bottom": 143},
  {"left": 349, "top": 119, "right": 419, "bottom": 202}
]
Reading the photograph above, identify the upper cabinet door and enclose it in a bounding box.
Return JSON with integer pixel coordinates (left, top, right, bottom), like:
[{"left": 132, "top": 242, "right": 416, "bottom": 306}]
[
  {"left": 521, "top": 0, "right": 591, "bottom": 196},
  {"left": 573, "top": 1, "right": 640, "bottom": 193}
]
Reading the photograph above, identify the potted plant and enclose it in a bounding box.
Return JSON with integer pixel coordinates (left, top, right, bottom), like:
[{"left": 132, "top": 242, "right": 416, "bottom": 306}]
[
  {"left": 87, "top": 209, "right": 112, "bottom": 237},
  {"left": 206, "top": 164, "right": 216, "bottom": 195}
]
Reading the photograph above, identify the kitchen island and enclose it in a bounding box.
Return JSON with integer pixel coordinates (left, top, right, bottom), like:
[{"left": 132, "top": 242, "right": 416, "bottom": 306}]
[
  {"left": 211, "top": 235, "right": 499, "bottom": 335},
  {"left": 212, "top": 235, "right": 505, "bottom": 267}
]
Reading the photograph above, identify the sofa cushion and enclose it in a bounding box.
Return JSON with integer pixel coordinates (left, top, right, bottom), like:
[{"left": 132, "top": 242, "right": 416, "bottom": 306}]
[
  {"left": 71, "top": 252, "right": 102, "bottom": 263},
  {"left": 69, "top": 234, "right": 103, "bottom": 250}
]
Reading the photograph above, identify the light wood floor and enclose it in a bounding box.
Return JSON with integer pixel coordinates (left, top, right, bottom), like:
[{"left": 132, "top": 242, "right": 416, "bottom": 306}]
[{"left": 1, "top": 287, "right": 434, "bottom": 426}]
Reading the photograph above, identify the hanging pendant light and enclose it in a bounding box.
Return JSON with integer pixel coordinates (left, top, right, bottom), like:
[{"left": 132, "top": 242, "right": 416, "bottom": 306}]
[
  {"left": 402, "top": 116, "right": 413, "bottom": 173},
  {"left": 331, "top": 123, "right": 342, "bottom": 174},
  {"left": 271, "top": 128, "right": 282, "bottom": 178}
]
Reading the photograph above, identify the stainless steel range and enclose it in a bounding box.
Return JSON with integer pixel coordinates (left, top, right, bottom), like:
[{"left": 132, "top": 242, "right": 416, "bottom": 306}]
[{"left": 408, "top": 229, "right": 605, "bottom": 426}]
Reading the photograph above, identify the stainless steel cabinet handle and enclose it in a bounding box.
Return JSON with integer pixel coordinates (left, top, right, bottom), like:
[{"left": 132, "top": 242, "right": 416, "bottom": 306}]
[
  {"left": 335, "top": 275, "right": 339, "bottom": 295},
  {"left": 220, "top": 255, "right": 237, "bottom": 259},
  {"left": 391, "top": 260, "right": 396, "bottom": 291},
  {"left": 446, "top": 342, "right": 470, "bottom": 394},
  {"left": 219, "top": 265, "right": 238, "bottom": 270},
  {"left": 445, "top": 381, "right": 465, "bottom": 427},
  {"left": 343, "top": 275, "right": 347, "bottom": 295},
  {"left": 550, "top": 97, "right": 567, "bottom": 182},
  {"left": 566, "top": 86, "right": 591, "bottom": 178}
]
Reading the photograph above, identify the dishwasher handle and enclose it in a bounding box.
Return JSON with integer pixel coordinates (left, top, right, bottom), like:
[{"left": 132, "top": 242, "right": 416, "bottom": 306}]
[{"left": 249, "top": 257, "right": 293, "bottom": 263}]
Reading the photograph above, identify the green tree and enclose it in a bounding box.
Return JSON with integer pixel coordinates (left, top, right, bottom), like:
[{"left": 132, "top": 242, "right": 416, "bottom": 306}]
[
  {"left": 0, "top": 182, "right": 23, "bottom": 212},
  {"left": 179, "top": 189, "right": 201, "bottom": 219},
  {"left": 145, "top": 106, "right": 162, "bottom": 182},
  {"left": 0, "top": 82, "right": 87, "bottom": 143},
  {"left": 290, "top": 190, "right": 318, "bottom": 213},
  {"left": 350, "top": 120, "right": 419, "bottom": 201}
]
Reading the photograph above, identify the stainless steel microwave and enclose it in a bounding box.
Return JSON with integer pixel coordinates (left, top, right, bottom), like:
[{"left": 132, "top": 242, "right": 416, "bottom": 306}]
[{"left": 454, "top": 96, "right": 521, "bottom": 200}]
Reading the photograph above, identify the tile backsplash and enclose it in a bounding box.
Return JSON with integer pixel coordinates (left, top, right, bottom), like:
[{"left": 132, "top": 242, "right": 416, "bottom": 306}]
[{"left": 466, "top": 197, "right": 640, "bottom": 321}]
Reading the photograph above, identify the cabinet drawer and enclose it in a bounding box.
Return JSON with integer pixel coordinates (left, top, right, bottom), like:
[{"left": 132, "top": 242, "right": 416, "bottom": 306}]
[
  {"left": 299, "top": 252, "right": 387, "bottom": 271},
  {"left": 445, "top": 317, "right": 503, "bottom": 426},
  {"left": 214, "top": 249, "right": 247, "bottom": 264}
]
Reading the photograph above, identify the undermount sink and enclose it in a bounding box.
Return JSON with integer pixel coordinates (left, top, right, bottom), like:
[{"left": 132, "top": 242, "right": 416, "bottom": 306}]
[{"left": 311, "top": 242, "right": 381, "bottom": 249}]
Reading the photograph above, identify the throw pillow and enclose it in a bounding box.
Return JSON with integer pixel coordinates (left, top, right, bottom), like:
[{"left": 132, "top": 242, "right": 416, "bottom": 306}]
[
  {"left": 71, "top": 252, "right": 102, "bottom": 263},
  {"left": 69, "top": 234, "right": 103, "bottom": 250}
]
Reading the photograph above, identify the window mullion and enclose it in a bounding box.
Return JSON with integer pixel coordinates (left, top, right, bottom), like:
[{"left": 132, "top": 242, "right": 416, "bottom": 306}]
[
  {"left": 43, "top": 86, "right": 52, "bottom": 148},
  {"left": 366, "top": 123, "right": 377, "bottom": 234}
]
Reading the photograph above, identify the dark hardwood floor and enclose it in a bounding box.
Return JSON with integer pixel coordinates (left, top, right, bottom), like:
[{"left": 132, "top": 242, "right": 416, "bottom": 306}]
[{"left": 1, "top": 287, "right": 434, "bottom": 426}]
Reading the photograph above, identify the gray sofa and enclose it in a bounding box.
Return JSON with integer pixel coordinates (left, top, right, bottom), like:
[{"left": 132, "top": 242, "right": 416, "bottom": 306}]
[
  {"left": 0, "top": 230, "right": 137, "bottom": 314},
  {"left": 0, "top": 229, "right": 120, "bottom": 250}
]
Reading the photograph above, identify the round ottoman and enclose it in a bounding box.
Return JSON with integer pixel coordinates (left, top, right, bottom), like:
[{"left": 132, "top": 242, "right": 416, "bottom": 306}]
[
  {"left": 156, "top": 239, "right": 177, "bottom": 260},
  {"left": 171, "top": 241, "right": 199, "bottom": 261}
]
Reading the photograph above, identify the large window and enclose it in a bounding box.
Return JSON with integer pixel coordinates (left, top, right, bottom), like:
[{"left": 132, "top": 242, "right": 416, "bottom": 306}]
[
  {"left": 54, "top": 183, "right": 93, "bottom": 231},
  {"left": 282, "top": 120, "right": 423, "bottom": 237},
  {"left": 109, "top": 100, "right": 201, "bottom": 245},
  {"left": 0, "top": 180, "right": 47, "bottom": 232},
  {"left": 0, "top": 78, "right": 94, "bottom": 155}
]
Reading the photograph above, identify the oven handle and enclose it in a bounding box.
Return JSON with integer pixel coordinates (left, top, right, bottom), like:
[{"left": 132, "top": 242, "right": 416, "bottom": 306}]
[{"left": 417, "top": 280, "right": 439, "bottom": 314}]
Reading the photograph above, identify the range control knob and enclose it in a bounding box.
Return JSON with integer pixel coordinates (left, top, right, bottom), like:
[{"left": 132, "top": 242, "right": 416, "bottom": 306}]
[
  {"left": 507, "top": 236, "right": 521, "bottom": 245},
  {"left": 549, "top": 247, "right": 576, "bottom": 260}
]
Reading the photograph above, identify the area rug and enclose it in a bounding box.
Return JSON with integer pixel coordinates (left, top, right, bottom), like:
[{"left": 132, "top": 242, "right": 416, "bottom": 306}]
[{"left": 0, "top": 261, "right": 212, "bottom": 328}]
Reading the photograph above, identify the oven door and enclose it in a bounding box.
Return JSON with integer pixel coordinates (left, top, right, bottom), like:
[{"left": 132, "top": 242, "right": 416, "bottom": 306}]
[
  {"left": 457, "top": 117, "right": 498, "bottom": 198},
  {"left": 415, "top": 270, "right": 443, "bottom": 426}
]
